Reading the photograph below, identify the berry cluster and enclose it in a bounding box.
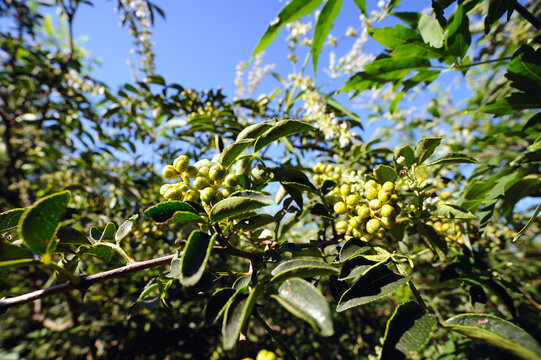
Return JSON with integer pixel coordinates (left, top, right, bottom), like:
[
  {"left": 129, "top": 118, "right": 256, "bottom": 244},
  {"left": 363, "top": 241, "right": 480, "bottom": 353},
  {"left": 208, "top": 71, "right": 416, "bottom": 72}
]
[
  {"left": 312, "top": 162, "right": 401, "bottom": 241},
  {"left": 160, "top": 155, "right": 239, "bottom": 206}
]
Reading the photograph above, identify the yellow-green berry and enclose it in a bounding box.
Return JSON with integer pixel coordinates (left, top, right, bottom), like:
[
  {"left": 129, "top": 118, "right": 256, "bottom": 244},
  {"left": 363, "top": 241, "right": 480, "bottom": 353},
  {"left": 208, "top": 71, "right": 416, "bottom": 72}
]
[
  {"left": 340, "top": 184, "right": 351, "bottom": 196},
  {"left": 334, "top": 201, "right": 347, "bottom": 214},
  {"left": 173, "top": 155, "right": 189, "bottom": 173},
  {"left": 346, "top": 194, "right": 360, "bottom": 207},
  {"left": 380, "top": 216, "right": 395, "bottom": 229},
  {"left": 159, "top": 183, "right": 173, "bottom": 197},
  {"left": 201, "top": 187, "right": 217, "bottom": 203},
  {"left": 375, "top": 228, "right": 386, "bottom": 239},
  {"left": 381, "top": 204, "right": 394, "bottom": 217},
  {"left": 369, "top": 199, "right": 382, "bottom": 210},
  {"left": 364, "top": 187, "right": 378, "bottom": 200},
  {"left": 225, "top": 173, "right": 239, "bottom": 187},
  {"left": 198, "top": 166, "right": 210, "bottom": 178},
  {"left": 348, "top": 216, "right": 362, "bottom": 229},
  {"left": 164, "top": 185, "right": 184, "bottom": 200},
  {"left": 222, "top": 187, "right": 234, "bottom": 198},
  {"left": 357, "top": 205, "right": 371, "bottom": 219},
  {"left": 185, "top": 165, "right": 198, "bottom": 178},
  {"left": 378, "top": 189, "right": 390, "bottom": 203},
  {"left": 351, "top": 228, "right": 362, "bottom": 238},
  {"left": 364, "top": 180, "right": 377, "bottom": 190},
  {"left": 162, "top": 165, "right": 178, "bottom": 179},
  {"left": 209, "top": 164, "right": 227, "bottom": 182},
  {"left": 382, "top": 181, "right": 395, "bottom": 193},
  {"left": 193, "top": 176, "right": 209, "bottom": 190},
  {"left": 366, "top": 218, "right": 381, "bottom": 234},
  {"left": 336, "top": 220, "right": 348, "bottom": 233},
  {"left": 184, "top": 189, "right": 200, "bottom": 202}
]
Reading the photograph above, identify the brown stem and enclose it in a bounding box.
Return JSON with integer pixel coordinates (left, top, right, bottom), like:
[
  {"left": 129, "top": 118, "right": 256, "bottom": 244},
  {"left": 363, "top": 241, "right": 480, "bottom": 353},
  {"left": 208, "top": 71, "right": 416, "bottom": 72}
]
[{"left": 515, "top": 2, "right": 541, "bottom": 30}]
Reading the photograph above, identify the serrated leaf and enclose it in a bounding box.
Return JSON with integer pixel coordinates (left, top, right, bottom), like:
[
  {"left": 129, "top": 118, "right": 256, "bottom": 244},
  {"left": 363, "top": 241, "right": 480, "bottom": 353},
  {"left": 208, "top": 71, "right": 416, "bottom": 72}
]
[
  {"left": 339, "top": 256, "right": 379, "bottom": 281},
  {"left": 219, "top": 139, "right": 254, "bottom": 168},
  {"left": 236, "top": 122, "right": 273, "bottom": 141},
  {"left": 222, "top": 284, "right": 264, "bottom": 350},
  {"left": 179, "top": 231, "right": 215, "bottom": 286},
  {"left": 205, "top": 288, "right": 236, "bottom": 325},
  {"left": 427, "top": 152, "right": 478, "bottom": 165},
  {"left": 249, "top": 0, "right": 323, "bottom": 64},
  {"left": 337, "top": 263, "right": 410, "bottom": 312},
  {"left": 374, "top": 164, "right": 398, "bottom": 183},
  {"left": 381, "top": 301, "right": 437, "bottom": 359},
  {"left": 272, "top": 278, "right": 333, "bottom": 336},
  {"left": 339, "top": 238, "right": 371, "bottom": 262},
  {"left": 418, "top": 14, "right": 444, "bottom": 48},
  {"left": 312, "top": 0, "right": 342, "bottom": 74},
  {"left": 56, "top": 227, "right": 91, "bottom": 245},
  {"left": 144, "top": 201, "right": 202, "bottom": 225},
  {"left": 19, "top": 191, "right": 71, "bottom": 255},
  {"left": 0, "top": 242, "right": 35, "bottom": 268},
  {"left": 414, "top": 137, "right": 443, "bottom": 165},
  {"left": 209, "top": 190, "right": 272, "bottom": 223},
  {"left": 431, "top": 203, "right": 477, "bottom": 220},
  {"left": 0, "top": 208, "right": 25, "bottom": 233},
  {"left": 270, "top": 259, "right": 338, "bottom": 284},
  {"left": 443, "top": 314, "right": 541, "bottom": 360},
  {"left": 253, "top": 120, "right": 314, "bottom": 152}
]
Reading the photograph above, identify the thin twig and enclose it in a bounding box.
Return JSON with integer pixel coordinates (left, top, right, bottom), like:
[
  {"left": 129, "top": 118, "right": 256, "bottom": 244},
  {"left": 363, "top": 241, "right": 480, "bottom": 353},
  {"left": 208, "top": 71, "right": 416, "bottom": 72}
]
[
  {"left": 515, "top": 2, "right": 541, "bottom": 30},
  {"left": 253, "top": 309, "right": 297, "bottom": 360}
]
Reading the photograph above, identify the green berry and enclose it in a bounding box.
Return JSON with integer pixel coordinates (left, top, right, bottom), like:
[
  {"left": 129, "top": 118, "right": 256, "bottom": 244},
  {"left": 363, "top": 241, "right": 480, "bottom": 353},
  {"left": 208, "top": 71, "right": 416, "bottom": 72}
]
[
  {"left": 375, "top": 228, "right": 386, "bottom": 239},
  {"left": 225, "top": 173, "right": 239, "bottom": 187},
  {"left": 221, "top": 187, "right": 234, "bottom": 198},
  {"left": 164, "top": 185, "right": 184, "bottom": 200},
  {"left": 340, "top": 184, "right": 351, "bottom": 196},
  {"left": 389, "top": 193, "right": 399, "bottom": 205},
  {"left": 357, "top": 205, "right": 371, "bottom": 219},
  {"left": 336, "top": 220, "right": 348, "bottom": 233},
  {"left": 193, "top": 176, "right": 210, "bottom": 190},
  {"left": 360, "top": 233, "right": 373, "bottom": 242},
  {"left": 348, "top": 216, "right": 362, "bottom": 229},
  {"left": 173, "top": 155, "right": 189, "bottom": 173},
  {"left": 366, "top": 218, "right": 381, "bottom": 234},
  {"left": 369, "top": 199, "right": 382, "bottom": 210},
  {"left": 201, "top": 187, "right": 217, "bottom": 203},
  {"left": 346, "top": 194, "right": 360, "bottom": 207},
  {"left": 378, "top": 189, "right": 390, "bottom": 203},
  {"left": 325, "top": 164, "right": 334, "bottom": 174},
  {"left": 364, "top": 187, "right": 378, "bottom": 200},
  {"left": 334, "top": 201, "right": 347, "bottom": 214},
  {"left": 185, "top": 165, "right": 198, "bottom": 178},
  {"left": 162, "top": 165, "right": 179, "bottom": 179},
  {"left": 382, "top": 181, "right": 395, "bottom": 193},
  {"left": 380, "top": 216, "right": 395, "bottom": 229},
  {"left": 380, "top": 204, "right": 394, "bottom": 217},
  {"left": 209, "top": 164, "right": 227, "bottom": 182},
  {"left": 364, "top": 180, "right": 377, "bottom": 190},
  {"left": 351, "top": 228, "right": 362, "bottom": 238},
  {"left": 159, "top": 184, "right": 172, "bottom": 197},
  {"left": 198, "top": 166, "right": 210, "bottom": 178}
]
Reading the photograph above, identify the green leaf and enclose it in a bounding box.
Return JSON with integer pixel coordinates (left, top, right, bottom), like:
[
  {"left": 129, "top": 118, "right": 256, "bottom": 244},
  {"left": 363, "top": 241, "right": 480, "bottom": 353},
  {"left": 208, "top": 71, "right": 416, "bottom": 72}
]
[
  {"left": 479, "top": 93, "right": 541, "bottom": 115},
  {"left": 369, "top": 25, "right": 423, "bottom": 49},
  {"left": 414, "top": 137, "right": 443, "bottom": 165},
  {"left": 339, "top": 256, "right": 379, "bottom": 281},
  {"left": 0, "top": 208, "right": 25, "bottom": 233},
  {"left": 222, "top": 283, "right": 264, "bottom": 350},
  {"left": 418, "top": 14, "right": 444, "bottom": 48},
  {"left": 219, "top": 139, "right": 254, "bottom": 168},
  {"left": 445, "top": 4, "right": 471, "bottom": 59},
  {"left": 90, "top": 222, "right": 116, "bottom": 242},
  {"left": 56, "top": 227, "right": 91, "bottom": 245},
  {"left": 209, "top": 190, "right": 273, "bottom": 223},
  {"left": 253, "top": 120, "right": 314, "bottom": 152},
  {"left": 339, "top": 238, "right": 371, "bottom": 262},
  {"left": 144, "top": 201, "right": 202, "bottom": 225},
  {"left": 236, "top": 122, "right": 273, "bottom": 141},
  {"left": 325, "top": 96, "right": 363, "bottom": 125},
  {"left": 393, "top": 144, "right": 415, "bottom": 169},
  {"left": 270, "top": 259, "right": 339, "bottom": 284},
  {"left": 443, "top": 314, "right": 541, "bottom": 360},
  {"left": 233, "top": 214, "right": 275, "bottom": 231},
  {"left": 337, "top": 263, "right": 410, "bottom": 311},
  {"left": 19, "top": 191, "right": 71, "bottom": 255},
  {"left": 0, "top": 242, "right": 35, "bottom": 268},
  {"left": 312, "top": 0, "right": 342, "bottom": 74},
  {"left": 205, "top": 288, "right": 236, "bottom": 325},
  {"left": 269, "top": 167, "right": 317, "bottom": 193},
  {"left": 320, "top": 179, "right": 337, "bottom": 195},
  {"left": 272, "top": 278, "right": 333, "bottom": 336},
  {"left": 513, "top": 202, "right": 541, "bottom": 243},
  {"left": 115, "top": 217, "right": 137, "bottom": 244},
  {"left": 506, "top": 46, "right": 541, "bottom": 94},
  {"left": 249, "top": 0, "right": 323, "bottom": 65},
  {"left": 374, "top": 164, "right": 398, "bottom": 183},
  {"left": 179, "top": 231, "right": 215, "bottom": 286},
  {"left": 352, "top": 0, "right": 366, "bottom": 16},
  {"left": 427, "top": 152, "right": 478, "bottom": 165},
  {"left": 484, "top": 0, "right": 512, "bottom": 34},
  {"left": 431, "top": 203, "right": 477, "bottom": 220},
  {"left": 418, "top": 223, "right": 448, "bottom": 261},
  {"left": 381, "top": 301, "right": 437, "bottom": 359}
]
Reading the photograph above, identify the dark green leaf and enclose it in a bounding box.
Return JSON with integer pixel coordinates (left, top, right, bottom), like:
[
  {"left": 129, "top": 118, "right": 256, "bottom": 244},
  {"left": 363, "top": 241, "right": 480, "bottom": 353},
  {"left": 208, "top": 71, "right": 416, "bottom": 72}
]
[
  {"left": 91, "top": 222, "right": 116, "bottom": 242},
  {"left": 479, "top": 93, "right": 541, "bottom": 115},
  {"left": 0, "top": 242, "right": 35, "bottom": 268},
  {"left": 418, "top": 14, "right": 444, "bottom": 48},
  {"left": 310, "top": 203, "right": 331, "bottom": 218},
  {"left": 56, "top": 227, "right": 91, "bottom": 245},
  {"left": 205, "top": 288, "right": 236, "bottom": 325},
  {"left": 144, "top": 201, "right": 202, "bottom": 224},
  {"left": 339, "top": 256, "right": 378, "bottom": 281},
  {"left": 427, "top": 152, "right": 478, "bottom": 165},
  {"left": 337, "top": 263, "right": 410, "bottom": 311},
  {"left": 19, "top": 191, "right": 71, "bottom": 255},
  {"left": 0, "top": 208, "right": 25, "bottom": 233},
  {"left": 233, "top": 214, "right": 275, "bottom": 231},
  {"left": 414, "top": 137, "right": 443, "bottom": 165},
  {"left": 250, "top": 0, "right": 323, "bottom": 64},
  {"left": 222, "top": 283, "right": 264, "bottom": 350},
  {"left": 418, "top": 223, "right": 448, "bottom": 261},
  {"left": 179, "top": 231, "right": 215, "bottom": 286},
  {"left": 209, "top": 191, "right": 273, "bottom": 223},
  {"left": 339, "top": 238, "right": 371, "bottom": 262},
  {"left": 374, "top": 164, "right": 398, "bottom": 183},
  {"left": 312, "top": 0, "right": 342, "bottom": 74},
  {"left": 320, "top": 179, "right": 336, "bottom": 195},
  {"left": 513, "top": 202, "right": 541, "bottom": 242},
  {"left": 219, "top": 139, "right": 254, "bottom": 168},
  {"left": 381, "top": 301, "right": 437, "bottom": 359},
  {"left": 484, "top": 0, "right": 512, "bottom": 34},
  {"left": 326, "top": 97, "right": 363, "bottom": 125},
  {"left": 253, "top": 120, "right": 314, "bottom": 152},
  {"left": 443, "top": 314, "right": 541, "bottom": 360},
  {"left": 272, "top": 278, "right": 333, "bottom": 336},
  {"left": 236, "top": 122, "right": 273, "bottom": 141},
  {"left": 393, "top": 144, "right": 415, "bottom": 169},
  {"left": 445, "top": 4, "right": 471, "bottom": 59},
  {"left": 269, "top": 167, "right": 317, "bottom": 193},
  {"left": 506, "top": 46, "right": 541, "bottom": 93},
  {"left": 352, "top": 0, "right": 366, "bottom": 16},
  {"left": 270, "top": 259, "right": 339, "bottom": 284}
]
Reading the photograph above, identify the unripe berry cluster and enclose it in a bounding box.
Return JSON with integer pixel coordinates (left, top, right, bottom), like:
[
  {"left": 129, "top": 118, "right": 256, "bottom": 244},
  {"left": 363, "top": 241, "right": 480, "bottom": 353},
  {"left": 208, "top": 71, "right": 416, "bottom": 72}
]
[{"left": 160, "top": 155, "right": 239, "bottom": 206}]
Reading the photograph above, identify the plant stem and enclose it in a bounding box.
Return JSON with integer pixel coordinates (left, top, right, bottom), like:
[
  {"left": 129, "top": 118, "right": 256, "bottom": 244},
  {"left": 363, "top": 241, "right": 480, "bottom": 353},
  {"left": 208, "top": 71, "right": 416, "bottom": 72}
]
[
  {"left": 515, "top": 2, "right": 541, "bottom": 30},
  {"left": 253, "top": 309, "right": 297, "bottom": 360}
]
